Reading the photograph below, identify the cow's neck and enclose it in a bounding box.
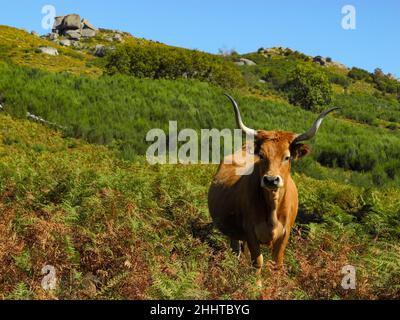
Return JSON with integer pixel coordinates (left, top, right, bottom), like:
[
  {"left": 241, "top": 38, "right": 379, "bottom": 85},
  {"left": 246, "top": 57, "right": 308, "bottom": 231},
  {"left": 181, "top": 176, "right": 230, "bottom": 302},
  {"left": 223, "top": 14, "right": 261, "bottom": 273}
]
[{"left": 263, "top": 187, "right": 285, "bottom": 236}]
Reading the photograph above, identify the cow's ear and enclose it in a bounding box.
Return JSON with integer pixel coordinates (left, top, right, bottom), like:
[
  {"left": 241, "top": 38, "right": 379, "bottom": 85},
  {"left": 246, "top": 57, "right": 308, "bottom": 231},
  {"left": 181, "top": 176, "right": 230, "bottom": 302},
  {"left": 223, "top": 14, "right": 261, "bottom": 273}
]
[{"left": 291, "top": 143, "right": 310, "bottom": 160}]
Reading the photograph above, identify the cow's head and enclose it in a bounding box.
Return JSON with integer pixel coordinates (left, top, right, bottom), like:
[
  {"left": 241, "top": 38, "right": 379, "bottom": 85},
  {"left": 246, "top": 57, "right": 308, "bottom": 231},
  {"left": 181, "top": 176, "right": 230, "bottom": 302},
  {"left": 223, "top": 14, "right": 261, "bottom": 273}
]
[{"left": 224, "top": 94, "right": 338, "bottom": 192}]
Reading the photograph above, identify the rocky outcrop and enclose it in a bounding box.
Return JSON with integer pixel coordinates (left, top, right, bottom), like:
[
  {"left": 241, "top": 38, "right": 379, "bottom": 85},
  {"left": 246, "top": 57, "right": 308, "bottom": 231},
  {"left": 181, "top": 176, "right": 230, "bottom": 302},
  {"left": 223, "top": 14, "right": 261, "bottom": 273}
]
[
  {"left": 81, "top": 19, "right": 96, "bottom": 31},
  {"left": 313, "top": 56, "right": 326, "bottom": 66},
  {"left": 38, "top": 46, "right": 59, "bottom": 56},
  {"left": 52, "top": 14, "right": 98, "bottom": 38},
  {"left": 48, "top": 32, "right": 58, "bottom": 41},
  {"left": 94, "top": 44, "right": 106, "bottom": 57},
  {"left": 81, "top": 18, "right": 97, "bottom": 38},
  {"left": 36, "top": 13, "right": 126, "bottom": 58},
  {"left": 65, "top": 29, "right": 81, "bottom": 40},
  {"left": 59, "top": 39, "right": 72, "bottom": 47},
  {"left": 329, "top": 61, "right": 348, "bottom": 70},
  {"left": 53, "top": 16, "right": 64, "bottom": 31},
  {"left": 113, "top": 33, "right": 123, "bottom": 42},
  {"left": 234, "top": 58, "right": 257, "bottom": 66},
  {"left": 312, "top": 56, "right": 348, "bottom": 69},
  {"left": 81, "top": 29, "right": 96, "bottom": 38},
  {"left": 259, "top": 47, "right": 291, "bottom": 56},
  {"left": 61, "top": 14, "right": 81, "bottom": 30}
]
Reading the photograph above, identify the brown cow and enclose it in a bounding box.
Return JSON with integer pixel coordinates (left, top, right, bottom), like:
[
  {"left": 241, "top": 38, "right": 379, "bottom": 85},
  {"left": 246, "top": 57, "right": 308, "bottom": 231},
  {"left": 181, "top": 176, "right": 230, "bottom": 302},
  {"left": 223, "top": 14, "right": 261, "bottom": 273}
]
[{"left": 208, "top": 94, "right": 337, "bottom": 274}]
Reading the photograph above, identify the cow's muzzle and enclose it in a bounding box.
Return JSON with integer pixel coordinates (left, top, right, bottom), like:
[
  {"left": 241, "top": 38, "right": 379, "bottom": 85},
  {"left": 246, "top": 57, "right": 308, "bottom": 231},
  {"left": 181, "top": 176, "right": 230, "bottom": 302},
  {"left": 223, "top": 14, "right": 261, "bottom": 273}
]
[{"left": 261, "top": 175, "right": 283, "bottom": 190}]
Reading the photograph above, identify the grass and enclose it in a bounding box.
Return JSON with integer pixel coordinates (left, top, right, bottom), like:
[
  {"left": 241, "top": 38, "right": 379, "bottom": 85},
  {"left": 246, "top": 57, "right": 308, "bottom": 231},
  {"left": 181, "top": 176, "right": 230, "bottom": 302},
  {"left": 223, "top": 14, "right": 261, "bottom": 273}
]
[
  {"left": 0, "top": 25, "right": 101, "bottom": 76},
  {"left": 2, "top": 62, "right": 400, "bottom": 188},
  {"left": 0, "top": 113, "right": 399, "bottom": 299},
  {"left": 332, "top": 92, "right": 400, "bottom": 126}
]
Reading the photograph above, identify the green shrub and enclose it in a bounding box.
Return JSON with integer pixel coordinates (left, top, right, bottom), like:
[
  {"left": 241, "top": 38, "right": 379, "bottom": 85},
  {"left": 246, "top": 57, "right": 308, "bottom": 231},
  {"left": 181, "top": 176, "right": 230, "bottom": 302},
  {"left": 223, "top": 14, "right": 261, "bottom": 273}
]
[
  {"left": 285, "top": 64, "right": 333, "bottom": 109},
  {"left": 261, "top": 68, "right": 288, "bottom": 89},
  {"left": 328, "top": 73, "right": 350, "bottom": 88},
  {"left": 348, "top": 67, "right": 372, "bottom": 81},
  {"left": 372, "top": 73, "right": 399, "bottom": 95},
  {"left": 105, "top": 44, "right": 245, "bottom": 89},
  {"left": 332, "top": 92, "right": 400, "bottom": 124}
]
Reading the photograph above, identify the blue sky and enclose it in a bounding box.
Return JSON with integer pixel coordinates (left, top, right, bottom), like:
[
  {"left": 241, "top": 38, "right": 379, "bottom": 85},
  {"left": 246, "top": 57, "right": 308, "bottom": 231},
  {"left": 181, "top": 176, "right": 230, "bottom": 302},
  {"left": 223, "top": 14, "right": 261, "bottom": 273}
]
[{"left": 1, "top": 0, "right": 399, "bottom": 76}]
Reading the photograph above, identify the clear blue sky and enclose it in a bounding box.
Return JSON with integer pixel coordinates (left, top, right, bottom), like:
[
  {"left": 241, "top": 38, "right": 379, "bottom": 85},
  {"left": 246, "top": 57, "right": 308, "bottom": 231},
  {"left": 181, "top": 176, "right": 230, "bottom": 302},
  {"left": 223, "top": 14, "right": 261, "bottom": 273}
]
[{"left": 1, "top": 0, "right": 399, "bottom": 76}]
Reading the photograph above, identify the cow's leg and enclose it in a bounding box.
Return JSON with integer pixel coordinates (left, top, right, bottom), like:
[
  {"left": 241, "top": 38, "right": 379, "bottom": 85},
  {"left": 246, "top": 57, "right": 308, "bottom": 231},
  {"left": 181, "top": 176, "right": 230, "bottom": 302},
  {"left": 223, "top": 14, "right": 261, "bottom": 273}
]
[
  {"left": 242, "top": 241, "right": 250, "bottom": 261},
  {"left": 272, "top": 227, "right": 290, "bottom": 266},
  {"left": 246, "top": 233, "right": 263, "bottom": 275},
  {"left": 230, "top": 238, "right": 241, "bottom": 258}
]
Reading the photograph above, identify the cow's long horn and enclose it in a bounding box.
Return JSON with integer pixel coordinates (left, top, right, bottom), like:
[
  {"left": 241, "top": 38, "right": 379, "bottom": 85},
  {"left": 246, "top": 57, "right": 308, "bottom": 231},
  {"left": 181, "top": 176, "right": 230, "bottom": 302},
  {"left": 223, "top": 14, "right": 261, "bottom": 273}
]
[
  {"left": 292, "top": 107, "right": 339, "bottom": 144},
  {"left": 224, "top": 94, "right": 257, "bottom": 137}
]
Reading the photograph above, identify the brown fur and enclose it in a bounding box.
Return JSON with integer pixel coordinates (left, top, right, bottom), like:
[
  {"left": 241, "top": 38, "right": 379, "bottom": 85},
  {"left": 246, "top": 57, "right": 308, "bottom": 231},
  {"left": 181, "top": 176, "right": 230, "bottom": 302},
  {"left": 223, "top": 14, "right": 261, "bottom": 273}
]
[{"left": 208, "top": 130, "right": 309, "bottom": 272}]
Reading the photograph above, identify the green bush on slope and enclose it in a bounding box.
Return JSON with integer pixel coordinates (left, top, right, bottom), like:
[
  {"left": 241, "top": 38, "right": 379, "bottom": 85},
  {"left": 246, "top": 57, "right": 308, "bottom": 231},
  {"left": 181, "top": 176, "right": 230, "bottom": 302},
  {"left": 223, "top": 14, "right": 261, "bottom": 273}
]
[
  {"left": 105, "top": 43, "right": 245, "bottom": 89},
  {"left": 232, "top": 51, "right": 400, "bottom": 130},
  {"left": 285, "top": 64, "right": 333, "bottom": 110}
]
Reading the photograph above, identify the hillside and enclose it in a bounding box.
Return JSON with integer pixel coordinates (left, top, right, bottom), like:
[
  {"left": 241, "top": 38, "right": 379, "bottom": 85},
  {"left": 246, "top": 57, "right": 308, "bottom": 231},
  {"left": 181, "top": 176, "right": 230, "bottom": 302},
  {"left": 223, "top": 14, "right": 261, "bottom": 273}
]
[
  {"left": 0, "top": 113, "right": 399, "bottom": 299},
  {"left": 0, "top": 22, "right": 399, "bottom": 299},
  {"left": 0, "top": 25, "right": 101, "bottom": 76},
  {"left": 234, "top": 47, "right": 400, "bottom": 130}
]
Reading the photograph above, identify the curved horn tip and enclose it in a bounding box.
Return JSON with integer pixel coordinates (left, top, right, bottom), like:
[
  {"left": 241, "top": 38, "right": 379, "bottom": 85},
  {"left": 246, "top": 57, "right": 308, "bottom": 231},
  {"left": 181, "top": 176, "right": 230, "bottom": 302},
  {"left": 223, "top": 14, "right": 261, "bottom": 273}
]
[
  {"left": 223, "top": 93, "right": 235, "bottom": 101},
  {"left": 320, "top": 106, "right": 340, "bottom": 116},
  {"left": 293, "top": 107, "right": 339, "bottom": 143}
]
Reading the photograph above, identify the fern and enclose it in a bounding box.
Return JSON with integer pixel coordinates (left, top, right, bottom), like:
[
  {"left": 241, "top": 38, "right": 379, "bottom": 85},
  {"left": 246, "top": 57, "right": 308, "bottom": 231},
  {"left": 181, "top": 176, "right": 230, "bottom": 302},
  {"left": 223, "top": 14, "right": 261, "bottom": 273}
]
[{"left": 7, "top": 282, "right": 33, "bottom": 300}]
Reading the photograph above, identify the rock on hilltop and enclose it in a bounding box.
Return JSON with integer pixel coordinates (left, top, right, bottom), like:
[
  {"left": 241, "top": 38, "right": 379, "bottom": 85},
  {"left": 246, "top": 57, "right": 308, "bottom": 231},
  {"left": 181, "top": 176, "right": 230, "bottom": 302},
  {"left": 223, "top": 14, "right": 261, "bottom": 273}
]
[
  {"left": 52, "top": 14, "right": 98, "bottom": 39},
  {"left": 34, "top": 13, "right": 129, "bottom": 57}
]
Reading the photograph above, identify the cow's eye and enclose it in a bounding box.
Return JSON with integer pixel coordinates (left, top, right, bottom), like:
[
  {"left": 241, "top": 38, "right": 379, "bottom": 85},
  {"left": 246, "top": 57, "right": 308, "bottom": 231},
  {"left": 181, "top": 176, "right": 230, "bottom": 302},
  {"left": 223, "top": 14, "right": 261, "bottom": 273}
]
[
  {"left": 283, "top": 155, "right": 291, "bottom": 162},
  {"left": 259, "top": 152, "right": 266, "bottom": 160}
]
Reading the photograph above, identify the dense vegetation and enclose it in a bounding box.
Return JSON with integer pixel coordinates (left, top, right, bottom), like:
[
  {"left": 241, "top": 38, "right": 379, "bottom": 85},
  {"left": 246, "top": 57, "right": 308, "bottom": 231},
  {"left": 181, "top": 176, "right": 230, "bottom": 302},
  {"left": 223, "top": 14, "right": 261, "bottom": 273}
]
[
  {"left": 230, "top": 48, "right": 400, "bottom": 131},
  {"left": 0, "top": 26, "right": 101, "bottom": 76},
  {"left": 332, "top": 92, "right": 400, "bottom": 127},
  {"left": 0, "top": 26, "right": 399, "bottom": 300},
  {"left": 285, "top": 64, "right": 333, "bottom": 110},
  {"left": 0, "top": 114, "right": 398, "bottom": 299},
  {"left": 105, "top": 43, "right": 245, "bottom": 89},
  {"left": 1, "top": 61, "right": 400, "bottom": 188}
]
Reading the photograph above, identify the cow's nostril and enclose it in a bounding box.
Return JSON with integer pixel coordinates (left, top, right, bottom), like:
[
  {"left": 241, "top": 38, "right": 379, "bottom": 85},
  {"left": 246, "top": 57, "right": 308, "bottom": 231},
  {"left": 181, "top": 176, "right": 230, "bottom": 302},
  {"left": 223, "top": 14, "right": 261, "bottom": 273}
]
[
  {"left": 263, "top": 176, "right": 273, "bottom": 185},
  {"left": 263, "top": 175, "right": 282, "bottom": 188}
]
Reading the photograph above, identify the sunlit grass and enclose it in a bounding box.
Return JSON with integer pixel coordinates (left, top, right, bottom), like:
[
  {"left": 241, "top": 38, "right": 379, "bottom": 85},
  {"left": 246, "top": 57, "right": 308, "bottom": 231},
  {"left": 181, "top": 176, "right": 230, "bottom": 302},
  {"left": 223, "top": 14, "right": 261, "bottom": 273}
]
[{"left": 0, "top": 114, "right": 398, "bottom": 299}]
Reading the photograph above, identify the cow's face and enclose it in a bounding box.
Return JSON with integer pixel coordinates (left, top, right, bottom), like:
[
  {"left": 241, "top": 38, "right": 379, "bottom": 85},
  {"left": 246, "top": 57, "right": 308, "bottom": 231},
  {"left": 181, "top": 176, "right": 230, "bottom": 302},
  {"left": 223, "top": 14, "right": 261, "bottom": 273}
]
[
  {"left": 255, "top": 131, "right": 309, "bottom": 191},
  {"left": 222, "top": 94, "right": 338, "bottom": 191}
]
